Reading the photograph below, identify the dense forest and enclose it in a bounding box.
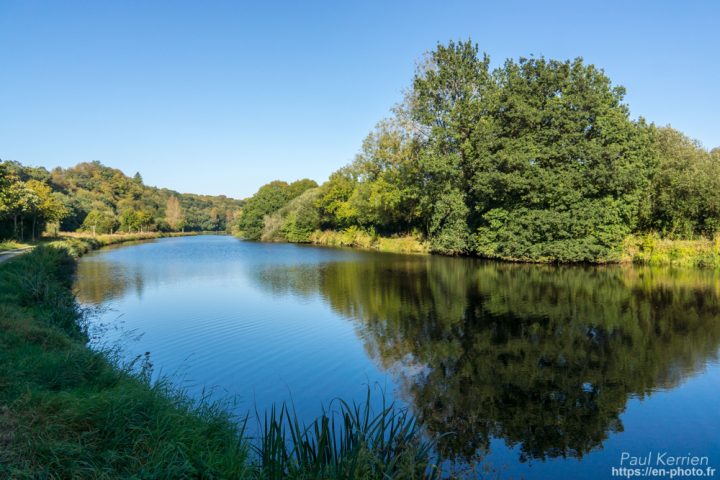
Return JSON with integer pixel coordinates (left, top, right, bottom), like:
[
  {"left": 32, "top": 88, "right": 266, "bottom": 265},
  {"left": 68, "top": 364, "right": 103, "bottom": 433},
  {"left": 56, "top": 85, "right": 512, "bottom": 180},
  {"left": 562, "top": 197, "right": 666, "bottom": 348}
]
[
  {"left": 0, "top": 160, "right": 243, "bottom": 240},
  {"left": 236, "top": 41, "right": 720, "bottom": 263}
]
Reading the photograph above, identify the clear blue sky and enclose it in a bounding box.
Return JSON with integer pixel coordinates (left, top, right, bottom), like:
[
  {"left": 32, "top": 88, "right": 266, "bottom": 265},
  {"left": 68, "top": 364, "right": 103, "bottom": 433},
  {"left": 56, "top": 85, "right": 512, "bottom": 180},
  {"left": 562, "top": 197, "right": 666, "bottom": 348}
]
[{"left": 1, "top": 1, "right": 718, "bottom": 198}]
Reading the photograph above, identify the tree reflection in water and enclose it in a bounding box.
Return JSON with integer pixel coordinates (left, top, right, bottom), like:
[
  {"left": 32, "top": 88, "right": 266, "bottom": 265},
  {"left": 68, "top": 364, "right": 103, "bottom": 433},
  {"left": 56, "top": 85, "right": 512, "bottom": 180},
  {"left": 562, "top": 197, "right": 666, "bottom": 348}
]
[
  {"left": 78, "top": 247, "right": 720, "bottom": 464},
  {"left": 253, "top": 255, "right": 720, "bottom": 462}
]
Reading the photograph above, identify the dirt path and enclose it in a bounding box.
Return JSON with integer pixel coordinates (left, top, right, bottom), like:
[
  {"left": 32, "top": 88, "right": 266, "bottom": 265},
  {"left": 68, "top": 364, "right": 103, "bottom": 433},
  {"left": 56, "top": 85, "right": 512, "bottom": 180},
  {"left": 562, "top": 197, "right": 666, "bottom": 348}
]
[{"left": 0, "top": 248, "right": 32, "bottom": 264}]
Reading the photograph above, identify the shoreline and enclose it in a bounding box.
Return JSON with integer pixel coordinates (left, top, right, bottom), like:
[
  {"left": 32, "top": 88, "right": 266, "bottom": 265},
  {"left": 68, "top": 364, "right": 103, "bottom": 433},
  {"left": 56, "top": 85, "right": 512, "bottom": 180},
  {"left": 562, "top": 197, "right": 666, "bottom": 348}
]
[
  {"left": 243, "top": 229, "right": 720, "bottom": 269},
  {"left": 1, "top": 231, "right": 215, "bottom": 260},
  {"left": 47, "top": 231, "right": 210, "bottom": 257}
]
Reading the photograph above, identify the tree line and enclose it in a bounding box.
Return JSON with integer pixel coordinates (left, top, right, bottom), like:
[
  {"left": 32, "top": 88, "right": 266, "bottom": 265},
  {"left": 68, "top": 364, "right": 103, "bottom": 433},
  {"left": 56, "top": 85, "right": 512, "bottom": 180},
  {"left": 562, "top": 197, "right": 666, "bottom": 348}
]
[
  {"left": 0, "top": 160, "right": 244, "bottom": 241},
  {"left": 235, "top": 41, "right": 720, "bottom": 262},
  {"left": 3, "top": 41, "right": 718, "bottom": 260}
]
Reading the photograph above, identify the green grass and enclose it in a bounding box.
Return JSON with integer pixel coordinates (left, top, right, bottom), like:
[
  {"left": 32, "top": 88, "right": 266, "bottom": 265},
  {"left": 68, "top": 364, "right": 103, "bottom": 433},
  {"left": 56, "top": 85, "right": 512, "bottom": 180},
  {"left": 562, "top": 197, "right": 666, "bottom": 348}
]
[
  {"left": 0, "top": 240, "right": 33, "bottom": 252},
  {"left": 0, "top": 246, "right": 250, "bottom": 478},
  {"left": 255, "top": 393, "right": 440, "bottom": 479},
  {"left": 305, "top": 230, "right": 720, "bottom": 268},
  {"left": 0, "top": 245, "right": 443, "bottom": 478},
  {"left": 2, "top": 231, "right": 202, "bottom": 257},
  {"left": 624, "top": 234, "right": 720, "bottom": 268},
  {"left": 308, "top": 228, "right": 428, "bottom": 255}
]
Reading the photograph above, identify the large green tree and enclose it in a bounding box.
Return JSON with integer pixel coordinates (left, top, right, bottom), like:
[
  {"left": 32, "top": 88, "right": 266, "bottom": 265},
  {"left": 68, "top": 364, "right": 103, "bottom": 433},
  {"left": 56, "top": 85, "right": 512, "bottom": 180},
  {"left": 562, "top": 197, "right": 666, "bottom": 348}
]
[
  {"left": 407, "top": 41, "right": 493, "bottom": 254},
  {"left": 238, "top": 179, "right": 317, "bottom": 240},
  {"left": 310, "top": 41, "right": 660, "bottom": 261},
  {"left": 81, "top": 207, "right": 118, "bottom": 235},
  {"left": 409, "top": 42, "right": 655, "bottom": 260}
]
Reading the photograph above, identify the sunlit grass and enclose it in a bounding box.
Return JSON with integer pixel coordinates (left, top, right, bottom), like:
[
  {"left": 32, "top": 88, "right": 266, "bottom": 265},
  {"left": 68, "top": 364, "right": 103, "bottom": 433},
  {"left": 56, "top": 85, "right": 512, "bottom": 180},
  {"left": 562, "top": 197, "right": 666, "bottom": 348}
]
[
  {"left": 0, "top": 239, "right": 33, "bottom": 252},
  {"left": 309, "top": 228, "right": 428, "bottom": 255},
  {"left": 624, "top": 234, "right": 720, "bottom": 268}
]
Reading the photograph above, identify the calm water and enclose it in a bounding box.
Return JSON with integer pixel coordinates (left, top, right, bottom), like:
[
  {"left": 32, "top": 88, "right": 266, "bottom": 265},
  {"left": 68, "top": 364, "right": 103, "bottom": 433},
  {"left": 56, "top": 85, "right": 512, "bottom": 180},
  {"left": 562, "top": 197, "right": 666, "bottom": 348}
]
[{"left": 75, "top": 235, "right": 720, "bottom": 479}]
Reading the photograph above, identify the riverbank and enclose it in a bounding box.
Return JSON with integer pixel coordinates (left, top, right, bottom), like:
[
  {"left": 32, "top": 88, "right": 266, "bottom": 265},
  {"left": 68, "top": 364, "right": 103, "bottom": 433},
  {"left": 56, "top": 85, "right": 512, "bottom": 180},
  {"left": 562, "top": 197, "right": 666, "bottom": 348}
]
[
  {"left": 0, "top": 231, "right": 205, "bottom": 258},
  {"left": 0, "top": 245, "right": 250, "bottom": 478},
  {"left": 275, "top": 228, "right": 720, "bottom": 268},
  {"left": 0, "top": 242, "right": 441, "bottom": 478},
  {"left": 47, "top": 231, "right": 205, "bottom": 257},
  {"left": 623, "top": 234, "right": 720, "bottom": 268},
  {"left": 285, "top": 228, "right": 428, "bottom": 255}
]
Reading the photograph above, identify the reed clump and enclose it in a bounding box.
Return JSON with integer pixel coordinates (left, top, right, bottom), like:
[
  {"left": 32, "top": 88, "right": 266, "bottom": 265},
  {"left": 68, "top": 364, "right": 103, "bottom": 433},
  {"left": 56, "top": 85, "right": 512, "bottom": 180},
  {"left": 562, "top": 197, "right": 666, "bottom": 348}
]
[{"left": 253, "top": 392, "right": 440, "bottom": 479}]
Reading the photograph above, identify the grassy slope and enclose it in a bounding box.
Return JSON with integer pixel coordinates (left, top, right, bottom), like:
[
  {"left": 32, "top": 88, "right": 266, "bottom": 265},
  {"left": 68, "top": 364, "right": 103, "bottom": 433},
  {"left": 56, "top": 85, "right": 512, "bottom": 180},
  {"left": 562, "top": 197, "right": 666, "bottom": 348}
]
[
  {"left": 0, "top": 237, "right": 442, "bottom": 479},
  {"left": 0, "top": 246, "right": 249, "bottom": 479}
]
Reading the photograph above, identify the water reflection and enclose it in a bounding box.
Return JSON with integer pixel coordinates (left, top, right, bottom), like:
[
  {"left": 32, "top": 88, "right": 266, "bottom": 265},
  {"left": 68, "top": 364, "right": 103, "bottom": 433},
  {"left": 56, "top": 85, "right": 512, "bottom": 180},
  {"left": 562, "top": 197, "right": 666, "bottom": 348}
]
[
  {"left": 76, "top": 240, "right": 720, "bottom": 466},
  {"left": 76, "top": 260, "right": 146, "bottom": 304},
  {"left": 252, "top": 256, "right": 720, "bottom": 462}
]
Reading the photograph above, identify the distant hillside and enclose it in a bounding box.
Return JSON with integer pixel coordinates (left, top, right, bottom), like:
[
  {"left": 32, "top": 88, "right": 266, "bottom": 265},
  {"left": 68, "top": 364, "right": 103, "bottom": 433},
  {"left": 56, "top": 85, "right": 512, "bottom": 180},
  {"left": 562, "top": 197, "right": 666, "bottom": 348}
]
[{"left": 0, "top": 160, "right": 244, "bottom": 240}]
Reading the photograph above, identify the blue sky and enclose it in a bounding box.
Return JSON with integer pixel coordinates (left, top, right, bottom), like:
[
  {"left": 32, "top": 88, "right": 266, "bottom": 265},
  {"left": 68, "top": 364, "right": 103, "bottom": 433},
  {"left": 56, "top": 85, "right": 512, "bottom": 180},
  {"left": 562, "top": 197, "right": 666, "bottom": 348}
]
[{"left": 1, "top": 1, "right": 718, "bottom": 198}]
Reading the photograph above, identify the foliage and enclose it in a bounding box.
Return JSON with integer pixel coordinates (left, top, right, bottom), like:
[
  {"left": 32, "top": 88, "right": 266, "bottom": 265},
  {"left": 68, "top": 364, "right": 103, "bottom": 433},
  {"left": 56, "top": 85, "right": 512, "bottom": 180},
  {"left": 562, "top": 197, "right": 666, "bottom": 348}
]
[
  {"left": 315, "top": 121, "right": 422, "bottom": 234},
  {"left": 81, "top": 209, "right": 118, "bottom": 234},
  {"left": 257, "top": 41, "right": 713, "bottom": 263},
  {"left": 254, "top": 391, "right": 440, "bottom": 479},
  {"left": 262, "top": 188, "right": 322, "bottom": 242},
  {"left": 410, "top": 44, "right": 655, "bottom": 260},
  {"left": 0, "top": 164, "right": 68, "bottom": 241},
  {"left": 257, "top": 42, "right": 720, "bottom": 264},
  {"left": 237, "top": 179, "right": 318, "bottom": 240},
  {"left": 164, "top": 195, "right": 186, "bottom": 231},
  {"left": 308, "top": 228, "right": 428, "bottom": 254},
  {"left": 0, "top": 160, "right": 244, "bottom": 240},
  {"left": 624, "top": 233, "right": 720, "bottom": 268},
  {"left": 639, "top": 127, "right": 720, "bottom": 238}
]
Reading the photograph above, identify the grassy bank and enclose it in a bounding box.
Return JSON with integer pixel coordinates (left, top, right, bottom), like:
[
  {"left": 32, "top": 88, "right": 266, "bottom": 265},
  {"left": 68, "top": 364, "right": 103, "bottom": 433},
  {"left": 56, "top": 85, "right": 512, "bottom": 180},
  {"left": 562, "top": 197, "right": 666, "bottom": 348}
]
[
  {"left": 48, "top": 231, "right": 203, "bottom": 257},
  {"left": 1, "top": 231, "right": 203, "bottom": 257},
  {"left": 308, "top": 228, "right": 429, "bottom": 255},
  {"left": 0, "top": 246, "right": 250, "bottom": 478},
  {"left": 624, "top": 234, "right": 720, "bottom": 268},
  {"left": 0, "top": 240, "right": 34, "bottom": 253},
  {"left": 301, "top": 229, "right": 720, "bottom": 269},
  {"left": 0, "top": 245, "right": 441, "bottom": 478}
]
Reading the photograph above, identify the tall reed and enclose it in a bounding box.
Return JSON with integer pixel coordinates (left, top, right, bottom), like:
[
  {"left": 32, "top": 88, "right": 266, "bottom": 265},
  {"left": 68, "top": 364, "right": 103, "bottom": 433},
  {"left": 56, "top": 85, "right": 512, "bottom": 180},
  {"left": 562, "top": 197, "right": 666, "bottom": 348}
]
[{"left": 253, "top": 390, "right": 441, "bottom": 479}]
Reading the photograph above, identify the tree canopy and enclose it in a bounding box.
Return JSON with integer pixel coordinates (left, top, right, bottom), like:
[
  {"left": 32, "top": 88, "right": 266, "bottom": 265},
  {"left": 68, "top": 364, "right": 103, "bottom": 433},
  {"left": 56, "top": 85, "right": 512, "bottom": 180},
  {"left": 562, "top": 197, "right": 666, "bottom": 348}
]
[
  {"left": 237, "top": 41, "right": 719, "bottom": 263},
  {"left": 235, "top": 179, "right": 318, "bottom": 240},
  {"left": 4, "top": 41, "right": 718, "bottom": 261},
  {"left": 0, "top": 160, "right": 243, "bottom": 240}
]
